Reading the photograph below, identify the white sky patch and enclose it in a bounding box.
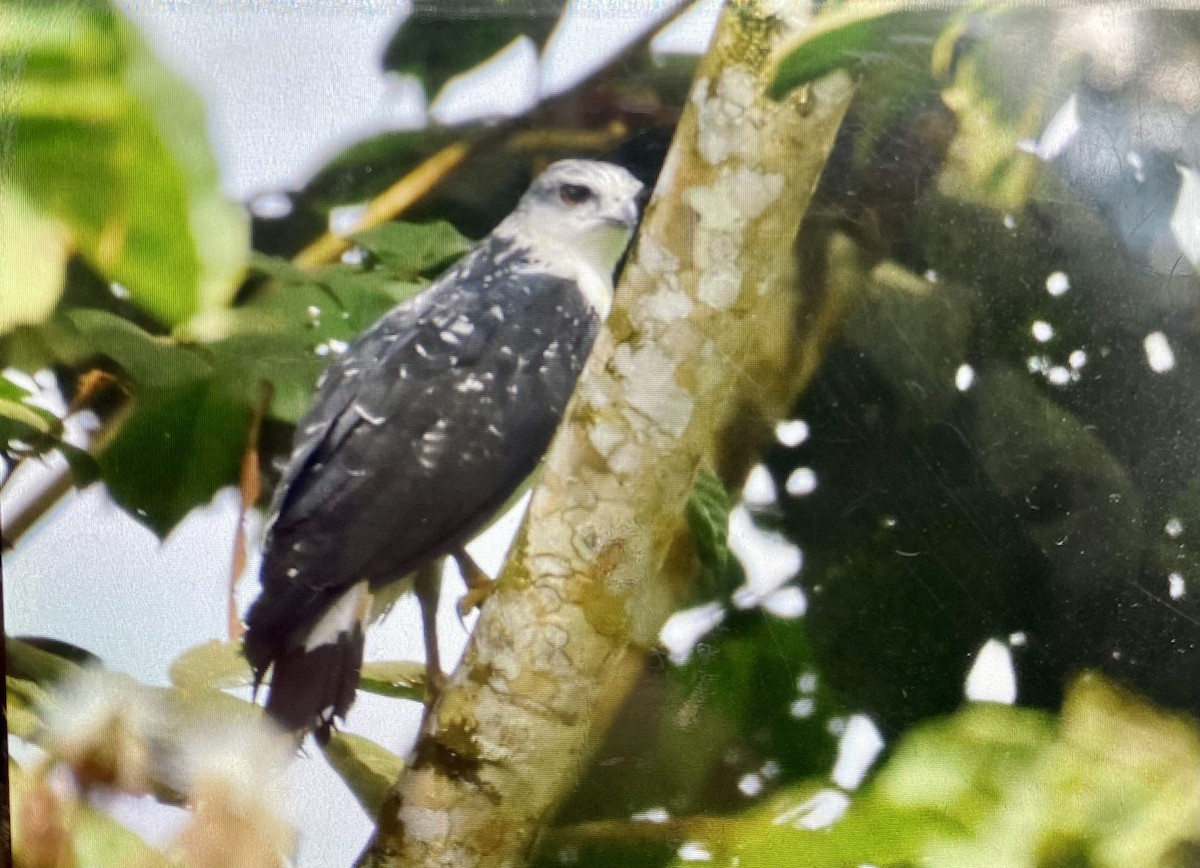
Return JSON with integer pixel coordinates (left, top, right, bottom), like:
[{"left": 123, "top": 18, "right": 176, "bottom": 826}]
[
  {"left": 1045, "top": 271, "right": 1071, "bottom": 296},
  {"left": 677, "top": 842, "right": 713, "bottom": 862},
  {"left": 762, "top": 585, "right": 807, "bottom": 619},
  {"left": 659, "top": 603, "right": 725, "bottom": 665},
  {"left": 964, "top": 639, "right": 1017, "bottom": 704},
  {"left": 1003, "top": 213, "right": 1016, "bottom": 230},
  {"left": 772, "top": 788, "right": 851, "bottom": 831},
  {"left": 742, "top": 464, "right": 777, "bottom": 508},
  {"left": 1068, "top": 349, "right": 1088, "bottom": 369},
  {"left": 1144, "top": 331, "right": 1176, "bottom": 373},
  {"left": 1009, "top": 631, "right": 1027, "bottom": 647},
  {"left": 829, "top": 714, "right": 885, "bottom": 791},
  {"left": 775, "top": 419, "right": 810, "bottom": 448},
  {"left": 1165, "top": 517, "right": 1184, "bottom": 538},
  {"left": 785, "top": 467, "right": 818, "bottom": 497},
  {"left": 431, "top": 36, "right": 539, "bottom": 124},
  {"left": 1168, "top": 572, "right": 1186, "bottom": 600},
  {"left": 250, "top": 192, "right": 293, "bottom": 220},
  {"left": 631, "top": 807, "right": 671, "bottom": 824},
  {"left": 728, "top": 506, "right": 803, "bottom": 608},
  {"left": 1031, "top": 320, "right": 1055, "bottom": 343},
  {"left": 1171, "top": 165, "right": 1200, "bottom": 268},
  {"left": 954, "top": 363, "right": 975, "bottom": 392},
  {"left": 1017, "top": 93, "right": 1080, "bottom": 161}
]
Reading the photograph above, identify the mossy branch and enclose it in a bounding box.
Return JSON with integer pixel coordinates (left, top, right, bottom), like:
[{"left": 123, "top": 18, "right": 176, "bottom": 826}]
[{"left": 356, "top": 3, "right": 855, "bottom": 866}]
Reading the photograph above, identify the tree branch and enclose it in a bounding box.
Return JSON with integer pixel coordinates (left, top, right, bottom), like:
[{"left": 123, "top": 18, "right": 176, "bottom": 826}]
[{"left": 355, "top": 2, "right": 855, "bottom": 866}]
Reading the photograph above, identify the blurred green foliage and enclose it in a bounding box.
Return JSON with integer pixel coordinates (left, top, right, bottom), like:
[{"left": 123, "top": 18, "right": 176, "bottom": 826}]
[{"left": 0, "top": 0, "right": 249, "bottom": 327}]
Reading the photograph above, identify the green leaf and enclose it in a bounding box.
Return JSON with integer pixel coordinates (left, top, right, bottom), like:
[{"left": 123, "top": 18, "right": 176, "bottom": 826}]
[
  {"left": 7, "top": 676, "right": 46, "bottom": 740},
  {"left": 98, "top": 376, "right": 248, "bottom": 536},
  {"left": 1, "top": 0, "right": 249, "bottom": 326},
  {"left": 769, "top": 1, "right": 927, "bottom": 97},
  {"left": 359, "top": 660, "right": 425, "bottom": 702},
  {"left": 320, "top": 730, "right": 406, "bottom": 817},
  {"left": 169, "top": 640, "right": 254, "bottom": 692},
  {"left": 6, "top": 635, "right": 83, "bottom": 686},
  {"left": 66, "top": 309, "right": 212, "bottom": 390},
  {"left": 382, "top": 0, "right": 563, "bottom": 99},
  {"left": 0, "top": 378, "right": 58, "bottom": 442},
  {"left": 353, "top": 220, "right": 472, "bottom": 279}
]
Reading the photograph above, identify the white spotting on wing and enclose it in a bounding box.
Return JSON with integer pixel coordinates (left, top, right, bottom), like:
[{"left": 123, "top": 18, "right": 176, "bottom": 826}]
[{"left": 305, "top": 581, "right": 371, "bottom": 652}]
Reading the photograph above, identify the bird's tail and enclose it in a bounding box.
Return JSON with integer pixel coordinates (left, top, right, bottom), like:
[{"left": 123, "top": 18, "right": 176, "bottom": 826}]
[{"left": 245, "top": 581, "right": 373, "bottom": 744}]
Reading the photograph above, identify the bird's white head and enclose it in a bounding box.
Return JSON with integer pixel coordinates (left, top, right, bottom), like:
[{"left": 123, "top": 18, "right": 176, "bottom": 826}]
[{"left": 498, "top": 160, "right": 644, "bottom": 281}]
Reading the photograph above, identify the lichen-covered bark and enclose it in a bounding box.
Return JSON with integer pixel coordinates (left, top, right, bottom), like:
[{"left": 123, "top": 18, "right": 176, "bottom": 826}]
[{"left": 356, "top": 4, "right": 854, "bottom": 866}]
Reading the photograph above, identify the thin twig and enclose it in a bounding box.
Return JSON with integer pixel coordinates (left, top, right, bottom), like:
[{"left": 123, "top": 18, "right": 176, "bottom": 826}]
[
  {"left": 1, "top": 382, "right": 133, "bottom": 551},
  {"left": 227, "top": 380, "right": 273, "bottom": 641}
]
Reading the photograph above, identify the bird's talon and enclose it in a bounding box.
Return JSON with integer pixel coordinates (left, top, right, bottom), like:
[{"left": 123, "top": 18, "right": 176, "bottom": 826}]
[{"left": 456, "top": 581, "right": 496, "bottom": 622}]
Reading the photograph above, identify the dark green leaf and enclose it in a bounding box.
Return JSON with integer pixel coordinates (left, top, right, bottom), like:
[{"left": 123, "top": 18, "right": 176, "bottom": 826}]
[
  {"left": 98, "top": 377, "right": 247, "bottom": 536},
  {"left": 685, "top": 467, "right": 740, "bottom": 598},
  {"left": 353, "top": 220, "right": 472, "bottom": 279},
  {"left": 303, "top": 128, "right": 463, "bottom": 209},
  {"left": 66, "top": 309, "right": 212, "bottom": 389},
  {"left": 2, "top": 0, "right": 248, "bottom": 326},
  {"left": 6, "top": 635, "right": 84, "bottom": 685},
  {"left": 320, "top": 730, "right": 406, "bottom": 817},
  {"left": 382, "top": 0, "right": 563, "bottom": 99},
  {"left": 769, "top": 2, "right": 947, "bottom": 98}
]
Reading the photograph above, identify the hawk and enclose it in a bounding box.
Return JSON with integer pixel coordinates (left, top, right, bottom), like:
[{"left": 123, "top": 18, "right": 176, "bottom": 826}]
[{"left": 243, "top": 160, "right": 643, "bottom": 741}]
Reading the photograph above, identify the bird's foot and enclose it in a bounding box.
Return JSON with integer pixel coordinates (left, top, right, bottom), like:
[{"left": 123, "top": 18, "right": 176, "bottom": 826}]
[{"left": 452, "top": 549, "right": 496, "bottom": 621}]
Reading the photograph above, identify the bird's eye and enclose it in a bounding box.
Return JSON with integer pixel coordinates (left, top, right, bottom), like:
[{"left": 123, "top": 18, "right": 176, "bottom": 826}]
[{"left": 559, "top": 183, "right": 594, "bottom": 206}]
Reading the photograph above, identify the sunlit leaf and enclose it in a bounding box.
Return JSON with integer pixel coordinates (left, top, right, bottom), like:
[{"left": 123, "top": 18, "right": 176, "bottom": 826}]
[
  {"left": 169, "top": 640, "right": 253, "bottom": 692},
  {"left": 359, "top": 660, "right": 425, "bottom": 702},
  {"left": 1, "top": 0, "right": 249, "bottom": 326},
  {"left": 7, "top": 676, "right": 46, "bottom": 739},
  {"left": 0, "top": 183, "right": 71, "bottom": 334},
  {"left": 320, "top": 730, "right": 406, "bottom": 817}
]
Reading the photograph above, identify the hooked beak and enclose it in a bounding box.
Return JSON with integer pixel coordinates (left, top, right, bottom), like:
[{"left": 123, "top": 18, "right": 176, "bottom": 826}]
[{"left": 604, "top": 196, "right": 642, "bottom": 231}]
